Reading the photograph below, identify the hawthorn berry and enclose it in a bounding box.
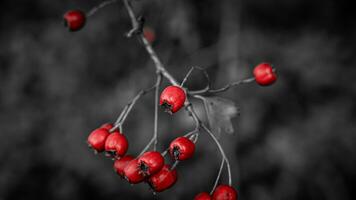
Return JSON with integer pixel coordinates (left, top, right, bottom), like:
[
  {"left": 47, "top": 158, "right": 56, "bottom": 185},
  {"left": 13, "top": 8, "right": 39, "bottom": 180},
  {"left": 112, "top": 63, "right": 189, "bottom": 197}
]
[
  {"left": 123, "top": 159, "right": 145, "bottom": 184},
  {"left": 105, "top": 131, "right": 129, "bottom": 157},
  {"left": 212, "top": 185, "right": 238, "bottom": 200},
  {"left": 63, "top": 10, "right": 86, "bottom": 32},
  {"left": 137, "top": 151, "right": 165, "bottom": 176},
  {"left": 159, "top": 86, "right": 186, "bottom": 113},
  {"left": 114, "top": 155, "right": 135, "bottom": 177},
  {"left": 100, "top": 123, "right": 114, "bottom": 130},
  {"left": 169, "top": 137, "right": 195, "bottom": 161},
  {"left": 194, "top": 192, "right": 212, "bottom": 200},
  {"left": 253, "top": 63, "right": 277, "bottom": 86},
  {"left": 143, "top": 26, "right": 156, "bottom": 43},
  {"left": 147, "top": 164, "right": 177, "bottom": 192},
  {"left": 87, "top": 128, "right": 110, "bottom": 153}
]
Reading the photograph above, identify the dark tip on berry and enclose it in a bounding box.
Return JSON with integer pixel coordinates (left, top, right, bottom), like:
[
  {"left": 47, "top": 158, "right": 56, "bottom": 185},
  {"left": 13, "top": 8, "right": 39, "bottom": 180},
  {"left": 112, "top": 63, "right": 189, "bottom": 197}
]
[
  {"left": 173, "top": 146, "right": 180, "bottom": 160},
  {"left": 139, "top": 162, "right": 149, "bottom": 175},
  {"left": 161, "top": 101, "right": 173, "bottom": 114}
]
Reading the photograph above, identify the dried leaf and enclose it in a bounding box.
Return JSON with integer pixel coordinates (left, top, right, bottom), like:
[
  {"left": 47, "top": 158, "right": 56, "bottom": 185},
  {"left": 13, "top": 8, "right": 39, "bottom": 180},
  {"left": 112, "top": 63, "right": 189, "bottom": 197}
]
[{"left": 201, "top": 96, "right": 239, "bottom": 138}]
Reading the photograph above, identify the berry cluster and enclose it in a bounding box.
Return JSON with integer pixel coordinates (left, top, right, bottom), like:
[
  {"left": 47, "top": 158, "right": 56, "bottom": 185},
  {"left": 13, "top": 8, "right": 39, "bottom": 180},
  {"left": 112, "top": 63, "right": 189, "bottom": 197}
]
[{"left": 64, "top": 0, "right": 277, "bottom": 199}]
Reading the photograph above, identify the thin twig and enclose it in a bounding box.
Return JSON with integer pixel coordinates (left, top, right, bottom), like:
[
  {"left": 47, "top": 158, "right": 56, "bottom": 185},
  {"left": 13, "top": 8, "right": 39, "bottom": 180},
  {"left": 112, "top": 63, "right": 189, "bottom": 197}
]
[
  {"left": 138, "top": 73, "right": 162, "bottom": 155},
  {"left": 111, "top": 84, "right": 156, "bottom": 132},
  {"left": 211, "top": 157, "right": 225, "bottom": 194},
  {"left": 87, "top": 0, "right": 118, "bottom": 17},
  {"left": 202, "top": 124, "right": 232, "bottom": 186},
  {"left": 180, "top": 66, "right": 211, "bottom": 92},
  {"left": 189, "top": 77, "right": 255, "bottom": 95},
  {"left": 153, "top": 73, "right": 162, "bottom": 151}
]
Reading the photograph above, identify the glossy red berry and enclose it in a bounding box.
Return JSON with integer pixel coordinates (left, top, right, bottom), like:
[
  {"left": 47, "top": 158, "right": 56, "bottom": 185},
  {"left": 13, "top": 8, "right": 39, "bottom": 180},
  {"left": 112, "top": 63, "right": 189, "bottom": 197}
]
[
  {"left": 253, "top": 63, "right": 277, "bottom": 86},
  {"left": 147, "top": 165, "right": 177, "bottom": 192},
  {"left": 123, "top": 159, "right": 145, "bottom": 184},
  {"left": 114, "top": 155, "right": 135, "bottom": 177},
  {"left": 212, "top": 185, "right": 238, "bottom": 200},
  {"left": 195, "top": 192, "right": 212, "bottom": 200},
  {"left": 100, "top": 123, "right": 113, "bottom": 131},
  {"left": 87, "top": 128, "right": 110, "bottom": 152},
  {"left": 105, "top": 131, "right": 129, "bottom": 157},
  {"left": 137, "top": 151, "right": 164, "bottom": 176},
  {"left": 169, "top": 137, "right": 195, "bottom": 161},
  {"left": 143, "top": 26, "right": 156, "bottom": 43},
  {"left": 63, "top": 10, "right": 86, "bottom": 32},
  {"left": 159, "top": 86, "right": 186, "bottom": 113}
]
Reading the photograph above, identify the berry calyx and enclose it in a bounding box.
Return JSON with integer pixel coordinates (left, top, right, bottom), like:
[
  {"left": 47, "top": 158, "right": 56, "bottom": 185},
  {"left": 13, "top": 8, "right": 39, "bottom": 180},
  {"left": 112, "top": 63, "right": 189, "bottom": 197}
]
[
  {"left": 159, "top": 86, "right": 186, "bottom": 114},
  {"left": 194, "top": 192, "right": 212, "bottom": 200},
  {"left": 100, "top": 123, "right": 114, "bottom": 130},
  {"left": 169, "top": 137, "right": 195, "bottom": 161},
  {"left": 212, "top": 185, "right": 238, "bottom": 200},
  {"left": 253, "top": 63, "right": 277, "bottom": 86},
  {"left": 114, "top": 155, "right": 135, "bottom": 177},
  {"left": 87, "top": 128, "right": 110, "bottom": 153},
  {"left": 147, "top": 165, "right": 177, "bottom": 192},
  {"left": 104, "top": 131, "right": 129, "bottom": 157},
  {"left": 63, "top": 10, "right": 86, "bottom": 32},
  {"left": 123, "top": 159, "right": 145, "bottom": 184},
  {"left": 143, "top": 26, "right": 156, "bottom": 43},
  {"left": 137, "top": 151, "right": 164, "bottom": 176}
]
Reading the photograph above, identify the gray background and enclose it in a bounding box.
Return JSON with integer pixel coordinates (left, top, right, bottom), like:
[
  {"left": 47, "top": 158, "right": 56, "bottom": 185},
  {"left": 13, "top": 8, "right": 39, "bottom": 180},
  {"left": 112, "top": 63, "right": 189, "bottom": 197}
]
[{"left": 0, "top": 0, "right": 355, "bottom": 199}]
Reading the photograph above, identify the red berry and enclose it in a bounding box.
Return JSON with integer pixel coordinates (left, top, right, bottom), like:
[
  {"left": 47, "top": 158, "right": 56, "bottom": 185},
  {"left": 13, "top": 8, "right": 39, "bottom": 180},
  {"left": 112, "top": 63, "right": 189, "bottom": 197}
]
[
  {"left": 137, "top": 151, "right": 164, "bottom": 176},
  {"left": 100, "top": 123, "right": 114, "bottom": 131},
  {"left": 195, "top": 192, "right": 212, "bottom": 200},
  {"left": 159, "top": 86, "right": 186, "bottom": 113},
  {"left": 63, "top": 10, "right": 86, "bottom": 32},
  {"left": 253, "top": 63, "right": 277, "bottom": 86},
  {"left": 143, "top": 26, "right": 156, "bottom": 43},
  {"left": 105, "top": 131, "right": 129, "bottom": 157},
  {"left": 87, "top": 128, "right": 110, "bottom": 152},
  {"left": 147, "top": 165, "right": 177, "bottom": 192},
  {"left": 169, "top": 137, "right": 195, "bottom": 161},
  {"left": 123, "top": 159, "right": 145, "bottom": 184},
  {"left": 212, "top": 185, "right": 238, "bottom": 200},
  {"left": 114, "top": 155, "right": 135, "bottom": 177}
]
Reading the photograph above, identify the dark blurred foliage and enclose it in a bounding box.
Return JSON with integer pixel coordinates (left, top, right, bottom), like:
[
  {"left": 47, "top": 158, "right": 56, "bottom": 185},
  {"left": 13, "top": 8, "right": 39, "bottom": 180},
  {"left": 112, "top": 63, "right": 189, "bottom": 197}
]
[{"left": 0, "top": 0, "right": 355, "bottom": 199}]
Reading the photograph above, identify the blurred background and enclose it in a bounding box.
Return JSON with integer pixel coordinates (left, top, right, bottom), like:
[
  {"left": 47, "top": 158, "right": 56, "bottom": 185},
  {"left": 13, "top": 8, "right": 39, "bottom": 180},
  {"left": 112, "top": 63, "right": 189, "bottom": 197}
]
[{"left": 0, "top": 0, "right": 355, "bottom": 199}]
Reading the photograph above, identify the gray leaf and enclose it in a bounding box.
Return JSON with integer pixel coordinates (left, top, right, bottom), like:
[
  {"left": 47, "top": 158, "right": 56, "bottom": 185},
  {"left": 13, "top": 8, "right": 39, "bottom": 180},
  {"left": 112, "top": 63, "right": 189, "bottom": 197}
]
[{"left": 201, "top": 96, "right": 239, "bottom": 138}]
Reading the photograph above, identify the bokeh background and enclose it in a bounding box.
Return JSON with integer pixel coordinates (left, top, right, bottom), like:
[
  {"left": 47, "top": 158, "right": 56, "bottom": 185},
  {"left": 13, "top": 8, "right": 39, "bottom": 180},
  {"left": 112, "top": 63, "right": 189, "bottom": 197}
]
[{"left": 0, "top": 0, "right": 355, "bottom": 199}]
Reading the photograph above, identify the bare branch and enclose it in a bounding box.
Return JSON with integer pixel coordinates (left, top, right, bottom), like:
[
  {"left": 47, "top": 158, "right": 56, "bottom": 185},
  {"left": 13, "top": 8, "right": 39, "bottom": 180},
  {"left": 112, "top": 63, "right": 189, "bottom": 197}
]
[
  {"left": 87, "top": 0, "right": 118, "bottom": 17},
  {"left": 189, "top": 77, "right": 255, "bottom": 95}
]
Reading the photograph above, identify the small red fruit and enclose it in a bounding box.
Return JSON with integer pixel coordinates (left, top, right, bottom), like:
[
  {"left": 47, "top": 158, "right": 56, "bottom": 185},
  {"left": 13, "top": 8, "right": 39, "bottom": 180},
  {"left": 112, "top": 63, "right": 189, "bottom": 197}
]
[
  {"left": 159, "top": 86, "right": 186, "bottom": 113},
  {"left": 169, "top": 137, "right": 195, "bottom": 161},
  {"left": 143, "top": 26, "right": 156, "bottom": 43},
  {"left": 212, "top": 185, "right": 238, "bottom": 200},
  {"left": 253, "top": 63, "right": 277, "bottom": 86},
  {"left": 137, "top": 151, "right": 164, "bottom": 176},
  {"left": 123, "top": 159, "right": 145, "bottom": 184},
  {"left": 63, "top": 10, "right": 86, "bottom": 32},
  {"left": 87, "top": 128, "right": 110, "bottom": 152},
  {"left": 105, "top": 131, "right": 129, "bottom": 157},
  {"left": 100, "top": 123, "right": 114, "bottom": 131},
  {"left": 195, "top": 192, "right": 212, "bottom": 200},
  {"left": 147, "top": 165, "right": 177, "bottom": 192},
  {"left": 114, "top": 155, "right": 135, "bottom": 177}
]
